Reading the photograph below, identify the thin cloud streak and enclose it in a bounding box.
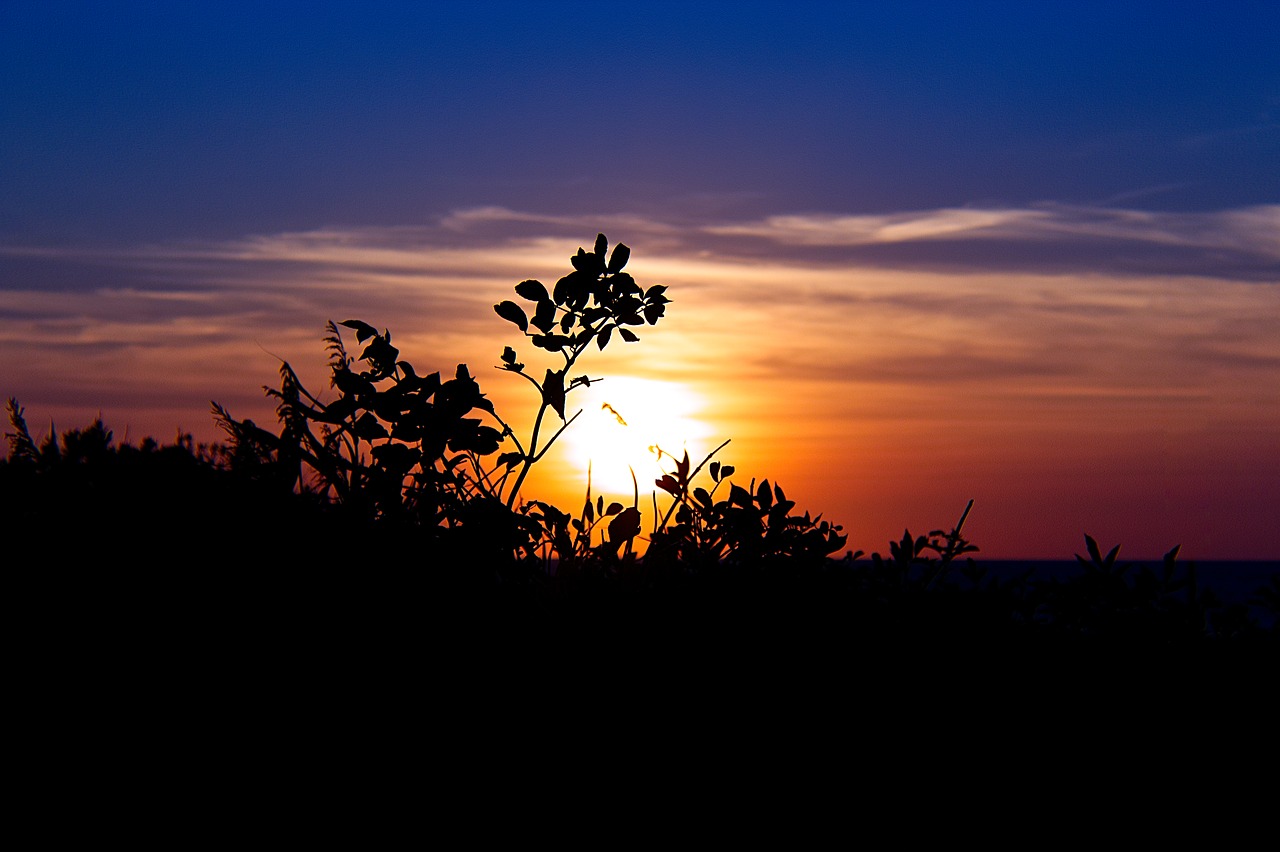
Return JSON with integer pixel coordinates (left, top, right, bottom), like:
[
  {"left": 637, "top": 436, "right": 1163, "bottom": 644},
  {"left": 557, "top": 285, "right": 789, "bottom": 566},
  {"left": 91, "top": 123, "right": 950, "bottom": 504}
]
[{"left": 704, "top": 204, "right": 1280, "bottom": 262}]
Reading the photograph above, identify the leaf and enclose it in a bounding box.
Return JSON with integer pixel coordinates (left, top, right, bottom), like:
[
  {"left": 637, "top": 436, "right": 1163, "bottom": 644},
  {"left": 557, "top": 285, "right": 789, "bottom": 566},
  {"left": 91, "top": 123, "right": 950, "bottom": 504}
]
[
  {"left": 339, "top": 319, "right": 378, "bottom": 343},
  {"left": 729, "top": 484, "right": 752, "bottom": 509},
  {"left": 608, "top": 242, "right": 630, "bottom": 273},
  {"left": 608, "top": 506, "right": 642, "bottom": 543},
  {"left": 560, "top": 312, "right": 574, "bottom": 333},
  {"left": 594, "top": 233, "right": 608, "bottom": 258},
  {"left": 1104, "top": 543, "right": 1121, "bottom": 569},
  {"left": 720, "top": 465, "right": 735, "bottom": 478},
  {"left": 333, "top": 367, "right": 375, "bottom": 399},
  {"left": 611, "top": 272, "right": 639, "bottom": 295},
  {"left": 494, "top": 301, "right": 528, "bottom": 332},
  {"left": 1085, "top": 534, "right": 1102, "bottom": 566},
  {"left": 656, "top": 475, "right": 679, "bottom": 496},
  {"left": 756, "top": 479, "right": 773, "bottom": 510},
  {"left": 710, "top": 461, "right": 721, "bottom": 482},
  {"left": 353, "top": 412, "right": 388, "bottom": 441},
  {"left": 543, "top": 369, "right": 566, "bottom": 419},
  {"left": 514, "top": 279, "right": 548, "bottom": 302},
  {"left": 618, "top": 328, "right": 639, "bottom": 343},
  {"left": 596, "top": 325, "right": 613, "bottom": 350},
  {"left": 571, "top": 247, "right": 605, "bottom": 275},
  {"left": 496, "top": 451, "right": 523, "bottom": 470},
  {"left": 605, "top": 502, "right": 623, "bottom": 516},
  {"left": 532, "top": 333, "right": 572, "bottom": 351},
  {"left": 531, "top": 299, "right": 557, "bottom": 333}
]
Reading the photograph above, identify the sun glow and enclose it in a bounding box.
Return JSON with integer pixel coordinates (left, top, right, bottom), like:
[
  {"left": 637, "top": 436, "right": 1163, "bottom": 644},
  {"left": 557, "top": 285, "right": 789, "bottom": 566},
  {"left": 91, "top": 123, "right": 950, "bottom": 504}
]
[{"left": 560, "top": 377, "right": 713, "bottom": 497}]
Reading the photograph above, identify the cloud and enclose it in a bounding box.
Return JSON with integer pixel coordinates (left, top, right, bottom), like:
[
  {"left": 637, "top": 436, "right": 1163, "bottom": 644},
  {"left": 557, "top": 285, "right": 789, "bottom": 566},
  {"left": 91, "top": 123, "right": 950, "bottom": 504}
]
[
  {"left": 698, "top": 204, "right": 1280, "bottom": 280},
  {"left": 3, "top": 203, "right": 1277, "bottom": 447}
]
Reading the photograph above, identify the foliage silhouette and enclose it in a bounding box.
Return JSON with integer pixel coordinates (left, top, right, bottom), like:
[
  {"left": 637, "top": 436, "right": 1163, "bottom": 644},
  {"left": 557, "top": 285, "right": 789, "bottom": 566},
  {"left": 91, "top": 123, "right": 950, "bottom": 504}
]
[{"left": 4, "top": 235, "right": 1278, "bottom": 656}]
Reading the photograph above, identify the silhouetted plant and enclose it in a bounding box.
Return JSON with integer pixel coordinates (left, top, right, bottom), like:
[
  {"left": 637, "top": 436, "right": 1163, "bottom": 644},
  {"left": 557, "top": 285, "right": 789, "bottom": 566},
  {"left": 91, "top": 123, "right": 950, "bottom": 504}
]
[
  {"left": 212, "top": 234, "right": 670, "bottom": 563},
  {"left": 643, "top": 442, "right": 851, "bottom": 571},
  {"left": 868, "top": 499, "right": 979, "bottom": 591},
  {"left": 6, "top": 232, "right": 1277, "bottom": 651}
]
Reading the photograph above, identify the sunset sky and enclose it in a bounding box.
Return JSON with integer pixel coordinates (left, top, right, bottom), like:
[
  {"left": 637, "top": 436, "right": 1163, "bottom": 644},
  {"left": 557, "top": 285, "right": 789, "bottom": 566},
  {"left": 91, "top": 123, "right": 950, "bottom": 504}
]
[{"left": 3, "top": 2, "right": 1278, "bottom": 558}]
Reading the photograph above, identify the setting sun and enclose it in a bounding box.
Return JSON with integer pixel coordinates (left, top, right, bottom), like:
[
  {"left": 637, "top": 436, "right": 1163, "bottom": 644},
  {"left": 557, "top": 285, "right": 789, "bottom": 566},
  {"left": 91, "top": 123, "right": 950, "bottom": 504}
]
[{"left": 560, "top": 376, "right": 713, "bottom": 498}]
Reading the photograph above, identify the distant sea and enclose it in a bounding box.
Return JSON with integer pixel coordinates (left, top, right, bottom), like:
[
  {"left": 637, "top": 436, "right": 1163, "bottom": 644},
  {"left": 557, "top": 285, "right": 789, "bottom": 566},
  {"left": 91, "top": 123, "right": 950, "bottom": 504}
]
[{"left": 952, "top": 560, "right": 1280, "bottom": 630}]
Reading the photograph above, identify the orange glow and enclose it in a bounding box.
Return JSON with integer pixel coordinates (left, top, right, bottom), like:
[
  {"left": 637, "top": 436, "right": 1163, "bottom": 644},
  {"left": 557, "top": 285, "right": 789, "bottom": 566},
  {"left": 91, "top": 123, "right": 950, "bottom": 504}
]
[{"left": 558, "top": 376, "right": 713, "bottom": 498}]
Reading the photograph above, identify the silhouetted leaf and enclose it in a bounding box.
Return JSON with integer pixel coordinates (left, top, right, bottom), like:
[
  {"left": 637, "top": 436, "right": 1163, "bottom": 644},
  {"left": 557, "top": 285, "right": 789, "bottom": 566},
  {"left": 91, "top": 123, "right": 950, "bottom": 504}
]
[
  {"left": 532, "top": 333, "right": 571, "bottom": 351},
  {"left": 514, "top": 279, "right": 548, "bottom": 301},
  {"left": 494, "top": 301, "right": 528, "bottom": 332},
  {"left": 353, "top": 412, "right": 388, "bottom": 441},
  {"left": 531, "top": 298, "right": 557, "bottom": 333},
  {"left": 596, "top": 325, "right": 613, "bottom": 349},
  {"left": 608, "top": 242, "right": 630, "bottom": 273},
  {"left": 312, "top": 396, "right": 357, "bottom": 423},
  {"left": 618, "top": 328, "right": 639, "bottom": 343},
  {"left": 560, "top": 312, "right": 574, "bottom": 334},
  {"left": 372, "top": 442, "right": 420, "bottom": 475},
  {"left": 339, "top": 319, "right": 378, "bottom": 343},
  {"left": 605, "top": 502, "right": 623, "bottom": 516},
  {"left": 543, "top": 369, "right": 566, "bottom": 419},
  {"left": 333, "top": 367, "right": 375, "bottom": 399},
  {"left": 571, "top": 247, "right": 605, "bottom": 275},
  {"left": 730, "top": 484, "right": 752, "bottom": 508},
  {"left": 611, "top": 272, "right": 639, "bottom": 295},
  {"left": 554, "top": 270, "right": 595, "bottom": 310},
  {"left": 496, "top": 451, "right": 523, "bottom": 470},
  {"left": 710, "top": 461, "right": 721, "bottom": 482},
  {"left": 608, "top": 506, "right": 641, "bottom": 543},
  {"left": 594, "top": 233, "right": 608, "bottom": 258},
  {"left": 1085, "top": 534, "right": 1102, "bottom": 566}
]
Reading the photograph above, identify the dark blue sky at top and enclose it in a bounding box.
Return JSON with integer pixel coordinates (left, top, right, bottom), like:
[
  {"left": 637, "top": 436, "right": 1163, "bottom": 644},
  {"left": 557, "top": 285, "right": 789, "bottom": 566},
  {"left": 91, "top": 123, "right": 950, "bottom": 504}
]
[{"left": 3, "top": 1, "right": 1278, "bottom": 244}]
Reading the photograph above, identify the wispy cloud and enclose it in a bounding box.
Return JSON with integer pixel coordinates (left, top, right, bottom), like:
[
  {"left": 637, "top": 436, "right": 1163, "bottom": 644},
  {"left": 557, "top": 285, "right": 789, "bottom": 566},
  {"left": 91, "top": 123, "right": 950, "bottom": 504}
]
[{"left": 700, "top": 204, "right": 1280, "bottom": 275}]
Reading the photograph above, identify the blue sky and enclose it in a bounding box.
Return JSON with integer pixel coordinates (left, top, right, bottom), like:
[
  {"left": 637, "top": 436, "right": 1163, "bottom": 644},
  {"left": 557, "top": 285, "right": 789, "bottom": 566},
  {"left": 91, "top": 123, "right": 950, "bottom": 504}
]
[
  {"left": 4, "top": 2, "right": 1277, "bottom": 243},
  {"left": 2, "top": 2, "right": 1278, "bottom": 557}
]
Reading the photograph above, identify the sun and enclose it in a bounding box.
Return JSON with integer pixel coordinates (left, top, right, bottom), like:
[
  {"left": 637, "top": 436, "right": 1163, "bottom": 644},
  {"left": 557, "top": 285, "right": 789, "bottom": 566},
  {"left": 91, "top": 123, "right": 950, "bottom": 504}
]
[{"left": 560, "top": 376, "right": 712, "bottom": 497}]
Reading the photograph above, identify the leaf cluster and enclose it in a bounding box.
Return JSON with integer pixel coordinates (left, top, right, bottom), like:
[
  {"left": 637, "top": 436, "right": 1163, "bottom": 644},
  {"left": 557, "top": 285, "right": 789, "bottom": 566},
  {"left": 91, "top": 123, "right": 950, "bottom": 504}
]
[{"left": 643, "top": 442, "right": 850, "bottom": 572}]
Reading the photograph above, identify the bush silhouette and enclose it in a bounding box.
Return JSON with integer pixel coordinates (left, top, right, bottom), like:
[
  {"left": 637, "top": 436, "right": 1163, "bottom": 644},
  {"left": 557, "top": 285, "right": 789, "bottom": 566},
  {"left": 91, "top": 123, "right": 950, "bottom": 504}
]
[{"left": 4, "top": 235, "right": 1276, "bottom": 654}]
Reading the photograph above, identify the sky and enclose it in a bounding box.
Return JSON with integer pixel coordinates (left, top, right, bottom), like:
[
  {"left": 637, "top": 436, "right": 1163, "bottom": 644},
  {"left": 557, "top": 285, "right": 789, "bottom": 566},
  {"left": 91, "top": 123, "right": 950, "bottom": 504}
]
[{"left": 2, "top": 1, "right": 1278, "bottom": 559}]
